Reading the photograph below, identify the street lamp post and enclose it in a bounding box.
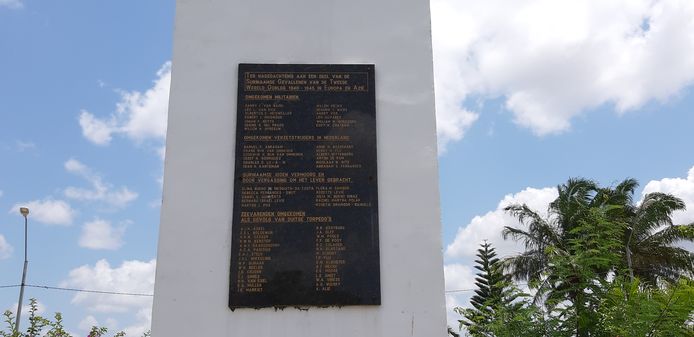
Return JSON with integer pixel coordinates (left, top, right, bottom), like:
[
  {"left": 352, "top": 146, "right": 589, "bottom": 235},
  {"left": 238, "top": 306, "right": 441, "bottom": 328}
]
[{"left": 15, "top": 207, "right": 29, "bottom": 333}]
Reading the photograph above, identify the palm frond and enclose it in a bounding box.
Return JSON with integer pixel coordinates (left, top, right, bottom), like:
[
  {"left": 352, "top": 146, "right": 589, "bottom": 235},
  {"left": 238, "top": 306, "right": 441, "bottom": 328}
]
[
  {"left": 503, "top": 204, "right": 561, "bottom": 250},
  {"left": 632, "top": 246, "right": 694, "bottom": 284},
  {"left": 591, "top": 178, "right": 637, "bottom": 209},
  {"left": 641, "top": 223, "right": 694, "bottom": 246},
  {"left": 502, "top": 226, "right": 540, "bottom": 249},
  {"left": 635, "top": 193, "right": 686, "bottom": 234},
  {"left": 550, "top": 178, "right": 598, "bottom": 233},
  {"left": 503, "top": 250, "right": 547, "bottom": 283}
]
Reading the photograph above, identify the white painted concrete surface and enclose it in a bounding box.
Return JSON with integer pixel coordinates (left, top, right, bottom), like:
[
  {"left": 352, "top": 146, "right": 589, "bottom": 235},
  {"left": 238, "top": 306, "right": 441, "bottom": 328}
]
[{"left": 152, "top": 0, "right": 446, "bottom": 336}]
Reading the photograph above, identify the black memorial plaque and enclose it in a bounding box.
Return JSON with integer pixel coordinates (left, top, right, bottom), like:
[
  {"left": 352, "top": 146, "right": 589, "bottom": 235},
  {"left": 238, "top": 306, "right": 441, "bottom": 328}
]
[{"left": 229, "top": 64, "right": 380, "bottom": 308}]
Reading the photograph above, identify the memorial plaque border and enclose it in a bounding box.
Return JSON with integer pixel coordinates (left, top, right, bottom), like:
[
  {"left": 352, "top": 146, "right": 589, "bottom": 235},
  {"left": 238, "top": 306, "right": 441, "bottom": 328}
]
[{"left": 229, "top": 63, "right": 381, "bottom": 309}]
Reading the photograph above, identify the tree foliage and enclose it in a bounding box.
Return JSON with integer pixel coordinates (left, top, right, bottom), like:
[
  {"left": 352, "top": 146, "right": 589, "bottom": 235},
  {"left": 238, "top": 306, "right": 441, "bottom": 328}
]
[
  {"left": 597, "top": 278, "right": 694, "bottom": 337},
  {"left": 451, "top": 177, "right": 694, "bottom": 337},
  {"left": 459, "top": 241, "right": 509, "bottom": 335},
  {"left": 0, "top": 300, "right": 150, "bottom": 337},
  {"left": 624, "top": 192, "right": 694, "bottom": 285},
  {"left": 454, "top": 241, "right": 545, "bottom": 337}
]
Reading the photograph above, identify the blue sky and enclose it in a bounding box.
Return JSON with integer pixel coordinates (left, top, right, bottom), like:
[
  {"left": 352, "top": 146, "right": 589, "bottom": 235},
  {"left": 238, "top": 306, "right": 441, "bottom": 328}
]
[{"left": 1, "top": 0, "right": 694, "bottom": 335}]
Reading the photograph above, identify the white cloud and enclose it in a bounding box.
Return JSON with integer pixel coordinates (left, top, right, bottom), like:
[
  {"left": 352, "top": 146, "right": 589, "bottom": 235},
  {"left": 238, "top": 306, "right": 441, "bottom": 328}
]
[
  {"left": 117, "top": 62, "right": 171, "bottom": 141},
  {"left": 78, "top": 311, "right": 148, "bottom": 336},
  {"left": 156, "top": 146, "right": 166, "bottom": 186},
  {"left": 64, "top": 158, "right": 138, "bottom": 208},
  {"left": 0, "top": 235, "right": 12, "bottom": 259},
  {"left": 80, "top": 62, "right": 171, "bottom": 145},
  {"left": 61, "top": 259, "right": 155, "bottom": 314},
  {"left": 77, "top": 315, "right": 118, "bottom": 333},
  {"left": 65, "top": 158, "right": 88, "bottom": 174},
  {"left": 156, "top": 146, "right": 166, "bottom": 162},
  {"left": 444, "top": 263, "right": 476, "bottom": 292},
  {"left": 7, "top": 300, "right": 46, "bottom": 316},
  {"left": 443, "top": 264, "right": 480, "bottom": 333},
  {"left": 431, "top": 0, "right": 694, "bottom": 149},
  {"left": 79, "top": 219, "right": 126, "bottom": 250},
  {"left": 78, "top": 315, "right": 100, "bottom": 332},
  {"left": 122, "top": 308, "right": 152, "bottom": 337},
  {"left": 0, "top": 0, "right": 23, "bottom": 9},
  {"left": 446, "top": 187, "right": 557, "bottom": 259},
  {"left": 79, "top": 111, "right": 115, "bottom": 146},
  {"left": 15, "top": 141, "right": 36, "bottom": 152},
  {"left": 9, "top": 199, "right": 75, "bottom": 226},
  {"left": 642, "top": 165, "right": 694, "bottom": 225},
  {"left": 445, "top": 292, "right": 468, "bottom": 333}
]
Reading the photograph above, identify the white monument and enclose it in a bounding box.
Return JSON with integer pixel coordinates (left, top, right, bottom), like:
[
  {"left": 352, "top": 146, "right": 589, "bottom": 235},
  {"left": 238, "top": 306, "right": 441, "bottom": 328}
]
[{"left": 152, "top": 0, "right": 446, "bottom": 335}]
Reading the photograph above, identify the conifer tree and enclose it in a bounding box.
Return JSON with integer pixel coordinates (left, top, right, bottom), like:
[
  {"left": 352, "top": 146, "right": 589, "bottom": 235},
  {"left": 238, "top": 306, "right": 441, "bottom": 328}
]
[
  {"left": 452, "top": 243, "right": 555, "bottom": 336},
  {"left": 457, "top": 241, "right": 517, "bottom": 336}
]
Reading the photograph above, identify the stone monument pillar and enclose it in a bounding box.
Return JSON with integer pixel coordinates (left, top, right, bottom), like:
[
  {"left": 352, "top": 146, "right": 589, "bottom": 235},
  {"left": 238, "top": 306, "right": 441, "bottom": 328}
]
[{"left": 152, "top": 0, "right": 446, "bottom": 336}]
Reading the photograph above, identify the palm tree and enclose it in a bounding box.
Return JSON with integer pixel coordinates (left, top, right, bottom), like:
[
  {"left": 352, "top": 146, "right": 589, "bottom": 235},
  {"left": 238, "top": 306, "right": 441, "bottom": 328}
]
[
  {"left": 624, "top": 191, "right": 694, "bottom": 284},
  {"left": 502, "top": 178, "right": 617, "bottom": 336},
  {"left": 588, "top": 178, "right": 694, "bottom": 284},
  {"left": 501, "top": 177, "right": 694, "bottom": 336},
  {"left": 503, "top": 177, "right": 694, "bottom": 288},
  {"left": 501, "top": 178, "right": 599, "bottom": 292}
]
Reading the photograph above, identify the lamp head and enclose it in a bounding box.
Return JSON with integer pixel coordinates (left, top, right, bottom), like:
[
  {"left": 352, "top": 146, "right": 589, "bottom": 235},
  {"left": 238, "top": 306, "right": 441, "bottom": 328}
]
[{"left": 19, "top": 207, "right": 29, "bottom": 218}]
